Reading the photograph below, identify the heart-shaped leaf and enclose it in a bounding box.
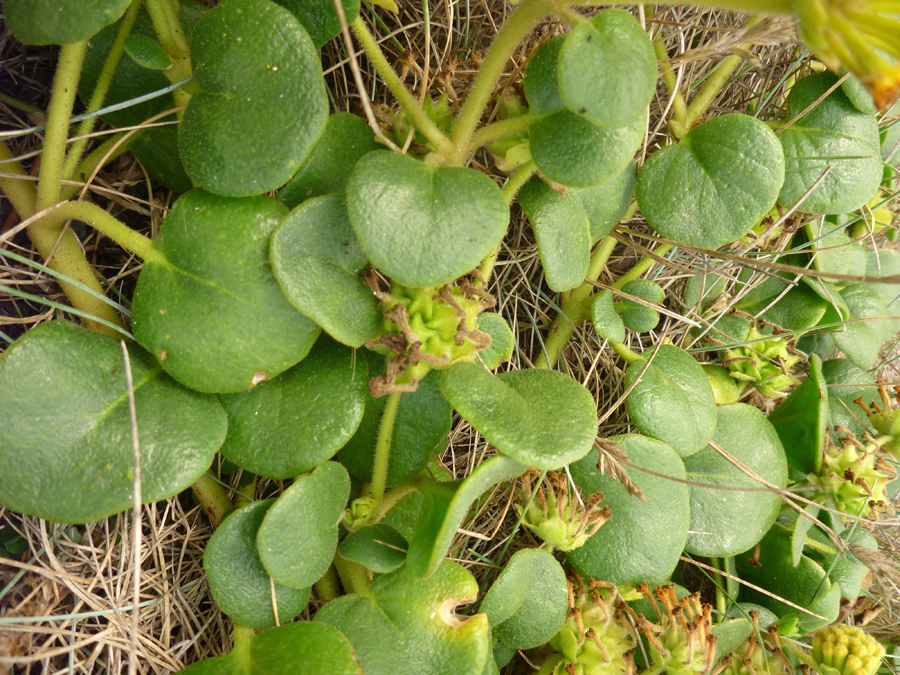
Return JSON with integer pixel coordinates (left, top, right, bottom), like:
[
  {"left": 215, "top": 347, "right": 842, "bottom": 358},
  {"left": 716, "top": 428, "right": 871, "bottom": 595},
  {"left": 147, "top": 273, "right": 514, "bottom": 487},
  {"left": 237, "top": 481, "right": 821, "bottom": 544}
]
[
  {"left": 636, "top": 113, "right": 785, "bottom": 249},
  {"left": 131, "top": 190, "right": 321, "bottom": 393},
  {"left": 767, "top": 354, "right": 828, "bottom": 475},
  {"left": 619, "top": 279, "right": 664, "bottom": 333},
  {"left": 440, "top": 363, "right": 598, "bottom": 469},
  {"left": 5, "top": 0, "right": 130, "bottom": 44},
  {"left": 682, "top": 404, "right": 788, "bottom": 556},
  {"left": 346, "top": 151, "right": 509, "bottom": 287},
  {"left": 270, "top": 194, "right": 380, "bottom": 347},
  {"left": 0, "top": 321, "right": 227, "bottom": 524},
  {"left": 557, "top": 9, "right": 657, "bottom": 128},
  {"left": 315, "top": 562, "right": 490, "bottom": 675},
  {"left": 778, "top": 72, "right": 882, "bottom": 214},
  {"left": 257, "top": 463, "right": 350, "bottom": 589},
  {"left": 218, "top": 337, "right": 367, "bottom": 479},
  {"left": 518, "top": 177, "right": 591, "bottom": 292},
  {"left": 204, "top": 500, "right": 311, "bottom": 628},
  {"left": 180, "top": 621, "right": 362, "bottom": 675},
  {"left": 179, "top": 0, "right": 328, "bottom": 196},
  {"left": 592, "top": 291, "right": 626, "bottom": 343},
  {"left": 480, "top": 549, "right": 568, "bottom": 649},
  {"left": 476, "top": 313, "right": 515, "bottom": 369},
  {"left": 271, "top": 0, "right": 360, "bottom": 47},
  {"left": 624, "top": 344, "right": 717, "bottom": 458},
  {"left": 567, "top": 434, "right": 689, "bottom": 585},
  {"left": 277, "top": 112, "right": 381, "bottom": 209},
  {"left": 338, "top": 356, "right": 451, "bottom": 487},
  {"left": 338, "top": 524, "right": 408, "bottom": 574}
]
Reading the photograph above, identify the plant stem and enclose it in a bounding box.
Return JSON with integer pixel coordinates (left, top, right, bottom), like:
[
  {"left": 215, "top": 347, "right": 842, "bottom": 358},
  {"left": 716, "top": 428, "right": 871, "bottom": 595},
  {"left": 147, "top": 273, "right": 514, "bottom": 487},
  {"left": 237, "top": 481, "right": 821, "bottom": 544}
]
[
  {"left": 655, "top": 40, "right": 689, "bottom": 139},
  {"left": 466, "top": 113, "right": 541, "bottom": 154},
  {"left": 638, "top": 0, "right": 791, "bottom": 13},
  {"left": 333, "top": 554, "right": 370, "bottom": 595},
  {"left": 315, "top": 565, "right": 342, "bottom": 602},
  {"left": 501, "top": 159, "right": 537, "bottom": 205},
  {"left": 35, "top": 41, "right": 87, "bottom": 212},
  {"left": 192, "top": 473, "right": 233, "bottom": 528},
  {"left": 144, "top": 0, "right": 193, "bottom": 109},
  {"left": 350, "top": 18, "right": 454, "bottom": 155},
  {"left": 0, "top": 141, "right": 36, "bottom": 219},
  {"left": 60, "top": 131, "right": 135, "bottom": 202},
  {"left": 611, "top": 340, "right": 642, "bottom": 363},
  {"left": 369, "top": 391, "right": 403, "bottom": 520},
  {"left": 63, "top": 0, "right": 142, "bottom": 182},
  {"left": 376, "top": 475, "right": 425, "bottom": 522},
  {"left": 232, "top": 622, "right": 255, "bottom": 669}
]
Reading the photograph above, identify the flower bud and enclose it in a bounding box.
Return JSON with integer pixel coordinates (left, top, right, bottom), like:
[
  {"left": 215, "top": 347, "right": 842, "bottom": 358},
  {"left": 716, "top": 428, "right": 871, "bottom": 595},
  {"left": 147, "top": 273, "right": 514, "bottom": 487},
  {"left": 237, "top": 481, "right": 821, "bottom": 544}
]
[
  {"left": 810, "top": 625, "right": 885, "bottom": 675},
  {"left": 722, "top": 325, "right": 800, "bottom": 399}
]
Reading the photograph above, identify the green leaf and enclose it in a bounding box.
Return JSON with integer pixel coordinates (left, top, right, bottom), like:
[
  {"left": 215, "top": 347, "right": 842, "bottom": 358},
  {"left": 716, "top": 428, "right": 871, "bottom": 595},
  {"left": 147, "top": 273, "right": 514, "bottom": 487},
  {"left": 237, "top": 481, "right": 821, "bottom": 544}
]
[
  {"left": 788, "top": 504, "right": 821, "bottom": 567},
  {"left": 819, "top": 527, "right": 878, "bottom": 600},
  {"left": 619, "top": 279, "right": 664, "bottom": 333},
  {"left": 218, "top": 337, "right": 367, "bottom": 479},
  {"left": 683, "top": 404, "right": 788, "bottom": 556},
  {"left": 761, "top": 283, "right": 829, "bottom": 332},
  {"left": 277, "top": 112, "right": 381, "bottom": 209},
  {"left": 129, "top": 125, "right": 194, "bottom": 193},
  {"left": 180, "top": 621, "right": 362, "bottom": 675},
  {"left": 257, "top": 463, "right": 350, "bottom": 589},
  {"left": 271, "top": 0, "right": 360, "bottom": 47},
  {"left": 131, "top": 190, "right": 321, "bottom": 393},
  {"left": 440, "top": 363, "right": 598, "bottom": 469},
  {"left": 865, "top": 247, "right": 900, "bottom": 318},
  {"left": 270, "top": 194, "right": 380, "bottom": 347},
  {"left": 338, "top": 358, "right": 451, "bottom": 487},
  {"left": 592, "top": 291, "right": 626, "bottom": 343},
  {"left": 5, "top": 0, "right": 130, "bottom": 44},
  {"left": 406, "top": 455, "right": 527, "bottom": 579},
  {"left": 624, "top": 344, "right": 717, "bottom": 458},
  {"left": 572, "top": 161, "right": 637, "bottom": 242},
  {"left": 123, "top": 34, "right": 171, "bottom": 70},
  {"left": 517, "top": 177, "right": 591, "bottom": 292},
  {"left": 636, "top": 114, "right": 785, "bottom": 249},
  {"left": 557, "top": 9, "right": 657, "bottom": 128},
  {"left": 179, "top": 0, "right": 328, "bottom": 196},
  {"left": 204, "top": 500, "right": 311, "bottom": 628},
  {"left": 803, "top": 218, "right": 855, "bottom": 276},
  {"left": 315, "top": 562, "right": 490, "bottom": 675},
  {"left": 768, "top": 354, "right": 828, "bottom": 474},
  {"left": 476, "top": 313, "right": 515, "bottom": 369},
  {"left": 778, "top": 72, "right": 882, "bottom": 214},
  {"left": 523, "top": 35, "right": 566, "bottom": 115},
  {"left": 347, "top": 152, "right": 508, "bottom": 287},
  {"left": 338, "top": 524, "right": 408, "bottom": 574},
  {"left": 832, "top": 283, "right": 890, "bottom": 369},
  {"left": 841, "top": 74, "right": 877, "bottom": 114},
  {"left": 0, "top": 321, "right": 226, "bottom": 524},
  {"left": 821, "top": 357, "right": 878, "bottom": 438},
  {"left": 567, "top": 435, "right": 689, "bottom": 585},
  {"left": 480, "top": 549, "right": 567, "bottom": 650}
]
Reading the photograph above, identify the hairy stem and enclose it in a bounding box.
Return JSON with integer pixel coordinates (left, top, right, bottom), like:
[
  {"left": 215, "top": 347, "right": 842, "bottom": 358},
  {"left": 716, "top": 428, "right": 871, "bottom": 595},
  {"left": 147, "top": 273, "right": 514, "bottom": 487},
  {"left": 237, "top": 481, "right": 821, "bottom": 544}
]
[
  {"left": 369, "top": 391, "right": 403, "bottom": 520},
  {"left": 0, "top": 141, "right": 36, "bottom": 219},
  {"left": 333, "top": 554, "right": 371, "bottom": 595},
  {"left": 145, "top": 0, "right": 193, "bottom": 108},
  {"left": 466, "top": 113, "right": 541, "bottom": 154},
  {"left": 315, "top": 565, "right": 342, "bottom": 603},
  {"left": 232, "top": 623, "right": 255, "bottom": 668},
  {"left": 192, "top": 474, "right": 233, "bottom": 528}
]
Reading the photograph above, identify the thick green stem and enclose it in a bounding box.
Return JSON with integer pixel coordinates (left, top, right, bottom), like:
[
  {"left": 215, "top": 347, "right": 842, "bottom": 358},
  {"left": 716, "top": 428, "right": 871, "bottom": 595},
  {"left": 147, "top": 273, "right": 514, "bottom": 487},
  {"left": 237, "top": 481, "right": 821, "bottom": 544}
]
[
  {"left": 0, "top": 141, "right": 36, "bottom": 219},
  {"left": 611, "top": 340, "right": 642, "bottom": 363},
  {"left": 351, "top": 18, "right": 454, "bottom": 155},
  {"left": 145, "top": 0, "right": 193, "bottom": 108},
  {"left": 478, "top": 160, "right": 538, "bottom": 284},
  {"left": 315, "top": 565, "right": 342, "bottom": 602},
  {"left": 376, "top": 475, "right": 425, "bottom": 522},
  {"left": 232, "top": 622, "right": 255, "bottom": 669},
  {"left": 466, "top": 113, "right": 541, "bottom": 154},
  {"left": 35, "top": 41, "right": 87, "bottom": 212},
  {"left": 60, "top": 131, "right": 135, "bottom": 202},
  {"left": 655, "top": 40, "right": 689, "bottom": 138},
  {"left": 333, "top": 554, "right": 370, "bottom": 595},
  {"left": 369, "top": 391, "right": 403, "bottom": 520},
  {"left": 192, "top": 473, "right": 233, "bottom": 528}
]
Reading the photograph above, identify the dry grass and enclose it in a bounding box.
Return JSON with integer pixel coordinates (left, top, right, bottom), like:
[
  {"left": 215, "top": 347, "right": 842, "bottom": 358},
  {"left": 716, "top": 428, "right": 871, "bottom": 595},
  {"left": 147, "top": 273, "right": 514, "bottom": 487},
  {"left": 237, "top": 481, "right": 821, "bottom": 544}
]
[{"left": 1, "top": 1, "right": 900, "bottom": 673}]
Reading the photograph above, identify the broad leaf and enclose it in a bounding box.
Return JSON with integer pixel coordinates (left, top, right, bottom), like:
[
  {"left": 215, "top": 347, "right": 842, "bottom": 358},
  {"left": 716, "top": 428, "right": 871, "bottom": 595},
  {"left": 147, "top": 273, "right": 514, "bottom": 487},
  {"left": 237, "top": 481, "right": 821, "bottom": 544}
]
[
  {"left": 179, "top": 0, "right": 328, "bottom": 196},
  {"left": 683, "top": 404, "right": 788, "bottom": 556},
  {"left": 270, "top": 194, "right": 380, "bottom": 347},
  {"left": 480, "top": 549, "right": 567, "bottom": 650},
  {"left": 817, "top": 527, "right": 878, "bottom": 600},
  {"left": 440, "top": 363, "right": 598, "bottom": 469},
  {"left": 5, "top": 0, "right": 130, "bottom": 45},
  {"left": 257, "top": 463, "right": 350, "bottom": 589},
  {"left": 0, "top": 321, "right": 226, "bottom": 524},
  {"left": 821, "top": 358, "right": 878, "bottom": 438},
  {"left": 523, "top": 35, "right": 566, "bottom": 115},
  {"left": 832, "top": 283, "right": 890, "bottom": 369},
  {"left": 636, "top": 114, "right": 785, "bottom": 249},
  {"left": 572, "top": 161, "right": 637, "bottom": 242},
  {"left": 865, "top": 247, "right": 900, "bottom": 318},
  {"left": 131, "top": 190, "right": 321, "bottom": 393},
  {"left": 567, "top": 435, "right": 689, "bottom": 585},
  {"left": 592, "top": 291, "right": 626, "bottom": 343},
  {"left": 346, "top": 152, "right": 509, "bottom": 287},
  {"left": 476, "top": 313, "right": 515, "bottom": 369},
  {"left": 619, "top": 279, "right": 664, "bottom": 333},
  {"left": 271, "top": 0, "right": 360, "bottom": 47},
  {"left": 338, "top": 524, "right": 408, "bottom": 574},
  {"left": 624, "top": 344, "right": 717, "bottom": 458},
  {"left": 204, "top": 500, "right": 311, "bottom": 628},
  {"left": 768, "top": 354, "right": 828, "bottom": 474},
  {"left": 803, "top": 218, "right": 855, "bottom": 276}
]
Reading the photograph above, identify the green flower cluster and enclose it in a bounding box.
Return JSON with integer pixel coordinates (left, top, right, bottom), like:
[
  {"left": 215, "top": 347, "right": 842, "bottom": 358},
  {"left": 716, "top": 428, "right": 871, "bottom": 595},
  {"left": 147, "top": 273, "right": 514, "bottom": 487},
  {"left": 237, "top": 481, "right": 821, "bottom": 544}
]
[
  {"left": 723, "top": 326, "right": 800, "bottom": 398},
  {"left": 858, "top": 383, "right": 900, "bottom": 459},
  {"left": 810, "top": 625, "right": 886, "bottom": 675}
]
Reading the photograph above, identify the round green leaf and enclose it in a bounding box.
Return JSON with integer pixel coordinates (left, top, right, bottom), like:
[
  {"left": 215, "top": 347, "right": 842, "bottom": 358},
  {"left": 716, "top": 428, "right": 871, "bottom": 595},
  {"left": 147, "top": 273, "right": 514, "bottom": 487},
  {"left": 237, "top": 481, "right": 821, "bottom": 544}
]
[
  {"left": 338, "top": 524, "right": 408, "bottom": 574},
  {"left": 0, "top": 321, "right": 227, "bottom": 524},
  {"left": 179, "top": 0, "right": 328, "bottom": 196},
  {"left": 567, "top": 434, "right": 689, "bottom": 585},
  {"left": 5, "top": 0, "right": 130, "bottom": 45},
  {"left": 557, "top": 9, "right": 656, "bottom": 128},
  {"left": 530, "top": 111, "right": 644, "bottom": 188},
  {"left": 277, "top": 112, "right": 380, "bottom": 209},
  {"left": 768, "top": 355, "right": 828, "bottom": 475},
  {"left": 270, "top": 194, "right": 380, "bottom": 347},
  {"left": 218, "top": 337, "right": 367, "bottom": 479},
  {"left": 480, "top": 549, "right": 567, "bottom": 649},
  {"left": 761, "top": 283, "right": 829, "bottom": 332},
  {"left": 523, "top": 35, "right": 566, "bottom": 115},
  {"left": 624, "top": 344, "right": 717, "bottom": 458},
  {"left": 476, "top": 313, "right": 515, "bottom": 369},
  {"left": 636, "top": 113, "right": 785, "bottom": 249},
  {"left": 832, "top": 283, "right": 890, "bottom": 369},
  {"left": 439, "top": 363, "right": 598, "bottom": 469},
  {"left": 204, "top": 500, "right": 311, "bottom": 628},
  {"left": 123, "top": 34, "right": 171, "bottom": 70},
  {"left": 683, "top": 404, "right": 788, "bottom": 556},
  {"left": 257, "top": 463, "right": 350, "bottom": 589},
  {"left": 518, "top": 177, "right": 591, "bottom": 292},
  {"left": 338, "top": 355, "right": 451, "bottom": 487},
  {"left": 131, "top": 190, "right": 321, "bottom": 394},
  {"left": 620, "top": 279, "right": 664, "bottom": 333},
  {"left": 571, "top": 161, "right": 637, "bottom": 242},
  {"left": 592, "top": 291, "right": 626, "bottom": 343},
  {"left": 271, "top": 0, "right": 360, "bottom": 47},
  {"left": 346, "top": 151, "right": 509, "bottom": 287},
  {"left": 778, "top": 72, "right": 882, "bottom": 214},
  {"left": 822, "top": 357, "right": 878, "bottom": 438}
]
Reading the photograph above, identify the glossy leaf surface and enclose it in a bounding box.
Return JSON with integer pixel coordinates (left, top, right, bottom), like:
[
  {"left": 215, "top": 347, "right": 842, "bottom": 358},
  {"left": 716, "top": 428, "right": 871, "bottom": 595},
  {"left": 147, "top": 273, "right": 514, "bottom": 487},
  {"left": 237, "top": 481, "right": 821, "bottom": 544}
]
[
  {"left": 440, "top": 363, "right": 598, "bottom": 469},
  {"left": 5, "top": 0, "right": 130, "bottom": 45},
  {"left": 346, "top": 151, "right": 508, "bottom": 287},
  {"left": 338, "top": 524, "right": 408, "bottom": 574},
  {"left": 0, "top": 321, "right": 226, "bottom": 524},
  {"left": 179, "top": 0, "right": 328, "bottom": 196},
  {"left": 131, "top": 190, "right": 321, "bottom": 393}
]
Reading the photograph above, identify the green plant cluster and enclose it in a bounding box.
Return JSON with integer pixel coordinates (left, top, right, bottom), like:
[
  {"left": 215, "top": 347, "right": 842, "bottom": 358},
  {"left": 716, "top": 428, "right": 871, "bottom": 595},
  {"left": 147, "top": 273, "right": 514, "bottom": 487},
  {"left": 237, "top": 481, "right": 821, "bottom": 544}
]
[{"left": 0, "top": 0, "right": 899, "bottom": 673}]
